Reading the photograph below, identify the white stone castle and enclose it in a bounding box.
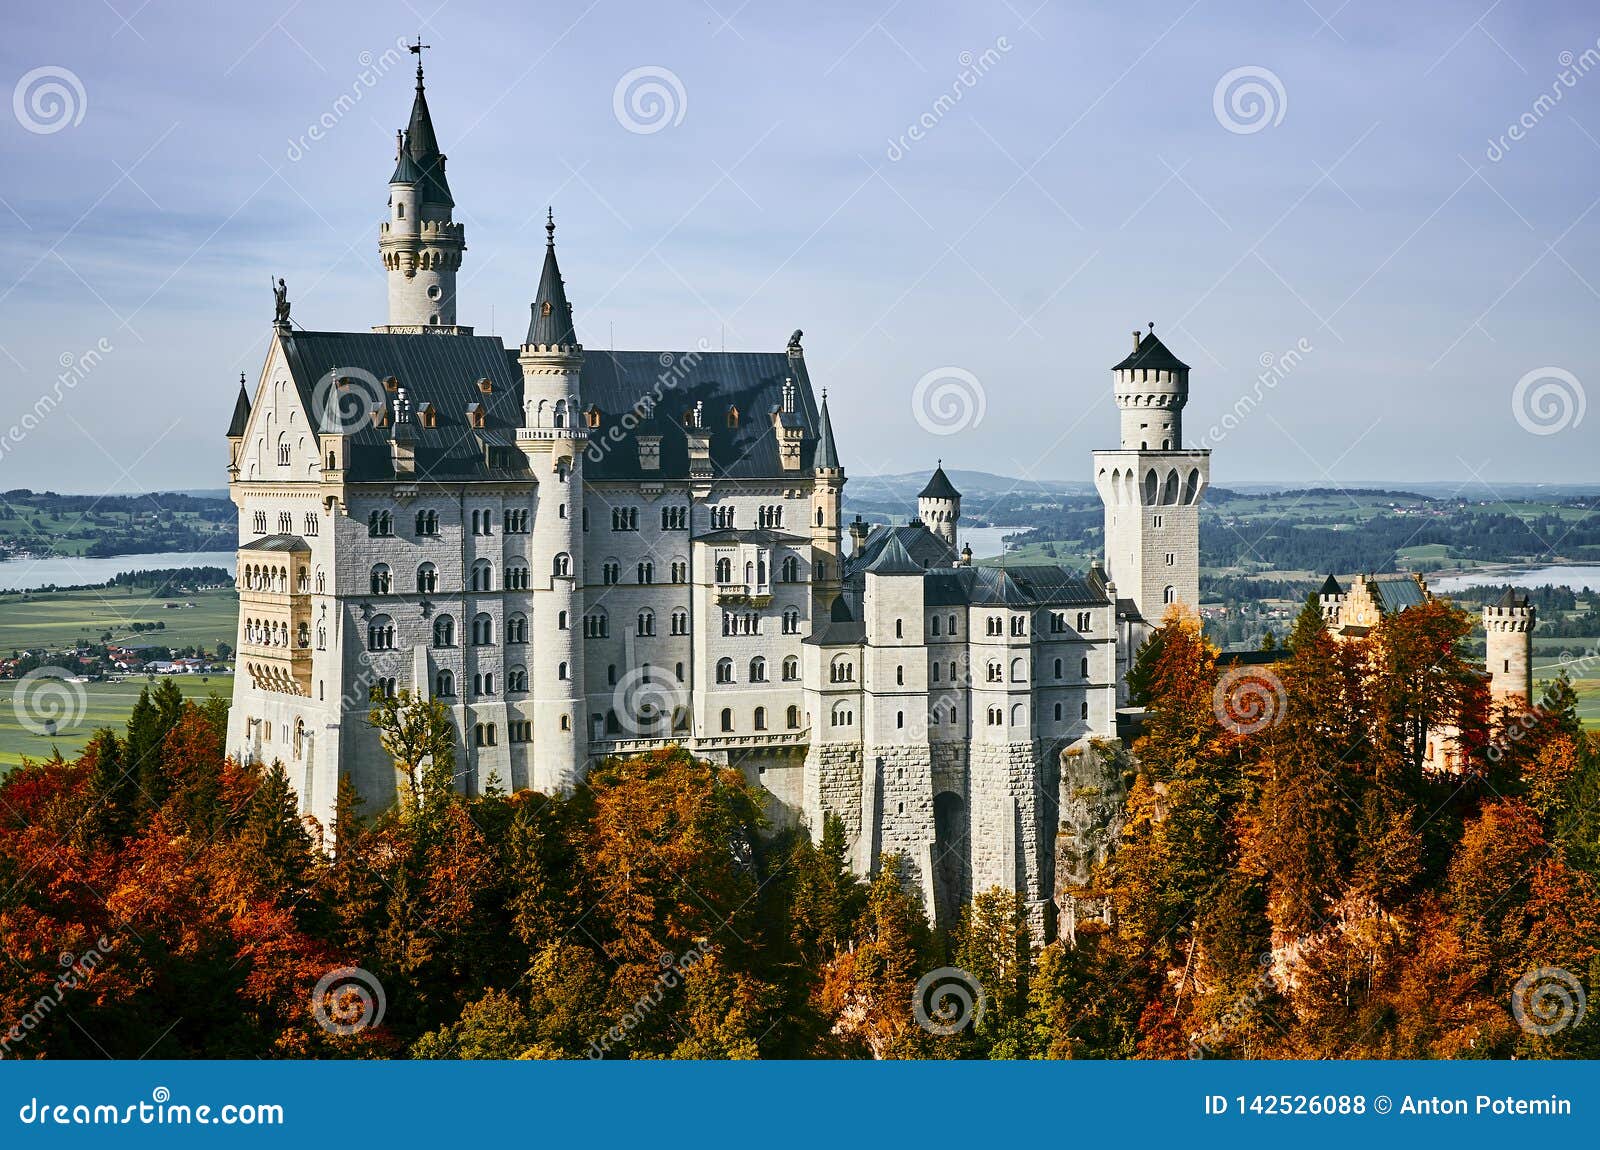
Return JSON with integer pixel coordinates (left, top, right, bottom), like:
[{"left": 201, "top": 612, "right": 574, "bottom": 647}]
[{"left": 225, "top": 55, "right": 1213, "bottom": 928}]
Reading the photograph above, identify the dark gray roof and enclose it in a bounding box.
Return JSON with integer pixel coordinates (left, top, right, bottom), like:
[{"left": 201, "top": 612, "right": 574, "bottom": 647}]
[
  {"left": 1319, "top": 574, "right": 1343, "bottom": 596},
  {"left": 240, "top": 533, "right": 309, "bottom": 553},
  {"left": 400, "top": 64, "right": 453, "bottom": 207},
  {"left": 226, "top": 378, "right": 252, "bottom": 438},
  {"left": 815, "top": 392, "right": 840, "bottom": 470},
  {"left": 1113, "top": 329, "right": 1188, "bottom": 374},
  {"left": 847, "top": 523, "right": 950, "bottom": 576},
  {"left": 1498, "top": 587, "right": 1529, "bottom": 608},
  {"left": 863, "top": 534, "right": 922, "bottom": 575},
  {"left": 918, "top": 463, "right": 959, "bottom": 501},
  {"left": 924, "top": 564, "right": 1109, "bottom": 608},
  {"left": 273, "top": 330, "right": 825, "bottom": 483},
  {"left": 526, "top": 216, "right": 576, "bottom": 347}
]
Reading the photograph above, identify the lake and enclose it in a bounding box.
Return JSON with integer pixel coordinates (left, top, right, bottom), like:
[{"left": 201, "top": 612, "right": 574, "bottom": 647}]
[
  {"left": 960, "top": 525, "right": 1034, "bottom": 561},
  {"left": 1431, "top": 565, "right": 1600, "bottom": 594},
  {"left": 0, "top": 551, "right": 238, "bottom": 592}
]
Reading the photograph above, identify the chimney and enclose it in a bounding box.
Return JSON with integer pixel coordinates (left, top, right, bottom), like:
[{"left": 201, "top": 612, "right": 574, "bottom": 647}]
[
  {"left": 849, "top": 514, "right": 870, "bottom": 555},
  {"left": 1132, "top": 330, "right": 1142, "bottom": 352}
]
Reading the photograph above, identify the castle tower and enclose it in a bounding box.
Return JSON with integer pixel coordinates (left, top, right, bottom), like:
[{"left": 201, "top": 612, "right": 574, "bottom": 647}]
[
  {"left": 811, "top": 390, "right": 846, "bottom": 612},
  {"left": 1092, "top": 325, "right": 1209, "bottom": 629},
  {"left": 1484, "top": 589, "right": 1535, "bottom": 708},
  {"left": 517, "top": 211, "right": 587, "bottom": 791},
  {"left": 377, "top": 50, "right": 466, "bottom": 331},
  {"left": 916, "top": 462, "right": 960, "bottom": 562},
  {"left": 226, "top": 373, "right": 251, "bottom": 480}
]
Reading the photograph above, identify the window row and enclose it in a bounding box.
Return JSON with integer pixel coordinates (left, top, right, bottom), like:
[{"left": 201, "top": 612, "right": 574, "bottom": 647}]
[
  {"left": 251, "top": 511, "right": 320, "bottom": 537},
  {"left": 714, "top": 655, "right": 800, "bottom": 684}
]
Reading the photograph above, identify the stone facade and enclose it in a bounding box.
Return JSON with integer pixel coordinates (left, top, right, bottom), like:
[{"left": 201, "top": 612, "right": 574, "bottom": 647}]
[{"left": 224, "top": 58, "right": 1214, "bottom": 937}]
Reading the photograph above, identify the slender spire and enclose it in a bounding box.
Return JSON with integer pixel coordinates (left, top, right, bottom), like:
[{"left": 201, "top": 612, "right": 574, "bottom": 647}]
[
  {"left": 399, "top": 39, "right": 452, "bottom": 207},
  {"left": 815, "top": 389, "right": 840, "bottom": 470},
  {"left": 226, "top": 372, "right": 251, "bottom": 437},
  {"left": 525, "top": 209, "right": 576, "bottom": 348}
]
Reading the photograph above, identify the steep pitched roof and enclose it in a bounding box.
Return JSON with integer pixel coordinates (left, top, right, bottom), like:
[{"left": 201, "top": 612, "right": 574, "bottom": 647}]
[
  {"left": 226, "top": 376, "right": 252, "bottom": 437},
  {"left": 847, "top": 523, "right": 951, "bottom": 576},
  {"left": 526, "top": 213, "right": 576, "bottom": 347},
  {"left": 1498, "top": 587, "right": 1529, "bottom": 608},
  {"left": 1113, "top": 329, "right": 1189, "bottom": 373},
  {"left": 273, "top": 330, "right": 826, "bottom": 483},
  {"left": 1319, "top": 574, "right": 1343, "bottom": 596},
  {"left": 401, "top": 63, "right": 453, "bottom": 207},
  {"left": 863, "top": 534, "right": 923, "bottom": 575},
  {"left": 921, "top": 564, "right": 1110, "bottom": 607},
  {"left": 814, "top": 391, "right": 840, "bottom": 470},
  {"left": 918, "top": 462, "right": 960, "bottom": 500},
  {"left": 1371, "top": 574, "right": 1427, "bottom": 613}
]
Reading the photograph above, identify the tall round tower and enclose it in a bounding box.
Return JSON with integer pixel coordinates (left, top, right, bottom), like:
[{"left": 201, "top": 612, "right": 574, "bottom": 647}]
[
  {"left": 1091, "top": 323, "right": 1209, "bottom": 633},
  {"left": 916, "top": 461, "right": 960, "bottom": 560},
  {"left": 378, "top": 54, "right": 466, "bottom": 331},
  {"left": 1484, "top": 589, "right": 1535, "bottom": 707},
  {"left": 517, "top": 211, "right": 587, "bottom": 791},
  {"left": 811, "top": 390, "right": 846, "bottom": 612}
]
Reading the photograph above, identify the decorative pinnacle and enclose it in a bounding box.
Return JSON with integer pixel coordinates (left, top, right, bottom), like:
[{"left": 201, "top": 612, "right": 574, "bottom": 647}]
[
  {"left": 409, "top": 36, "right": 430, "bottom": 81},
  {"left": 545, "top": 207, "right": 556, "bottom": 246}
]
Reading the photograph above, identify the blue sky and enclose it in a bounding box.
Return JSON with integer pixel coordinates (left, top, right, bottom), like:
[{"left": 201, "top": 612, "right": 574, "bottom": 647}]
[{"left": 1, "top": 0, "right": 1597, "bottom": 492}]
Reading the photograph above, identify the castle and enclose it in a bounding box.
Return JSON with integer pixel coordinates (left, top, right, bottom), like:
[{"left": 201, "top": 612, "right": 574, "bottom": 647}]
[{"left": 222, "top": 55, "right": 1530, "bottom": 932}]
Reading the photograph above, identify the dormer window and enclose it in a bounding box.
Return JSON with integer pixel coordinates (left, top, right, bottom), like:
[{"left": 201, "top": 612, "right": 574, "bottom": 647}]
[
  {"left": 477, "top": 378, "right": 493, "bottom": 394},
  {"left": 585, "top": 406, "right": 602, "bottom": 429},
  {"left": 541, "top": 300, "right": 553, "bottom": 317},
  {"left": 726, "top": 406, "right": 739, "bottom": 428},
  {"left": 416, "top": 402, "right": 437, "bottom": 428},
  {"left": 383, "top": 376, "right": 399, "bottom": 393},
  {"left": 466, "top": 403, "right": 485, "bottom": 429}
]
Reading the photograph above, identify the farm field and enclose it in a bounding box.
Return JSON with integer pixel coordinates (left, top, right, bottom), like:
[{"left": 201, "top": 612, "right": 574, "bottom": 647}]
[
  {"left": 0, "top": 586, "right": 238, "bottom": 652},
  {"left": 0, "top": 674, "right": 234, "bottom": 770}
]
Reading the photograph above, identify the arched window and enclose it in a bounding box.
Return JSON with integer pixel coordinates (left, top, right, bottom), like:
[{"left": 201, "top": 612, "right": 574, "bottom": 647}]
[
  {"left": 508, "top": 665, "right": 528, "bottom": 692},
  {"left": 369, "top": 563, "right": 391, "bottom": 595},
  {"left": 1011, "top": 658, "right": 1025, "bottom": 682},
  {"left": 831, "top": 702, "right": 853, "bottom": 727},
  {"left": 367, "top": 614, "right": 394, "bottom": 650},
  {"left": 1164, "top": 585, "right": 1176, "bottom": 604},
  {"left": 749, "top": 656, "right": 767, "bottom": 682},
  {"left": 1081, "top": 701, "right": 1090, "bottom": 720},
  {"left": 716, "top": 557, "right": 732, "bottom": 583},
  {"left": 671, "top": 609, "right": 689, "bottom": 635},
  {"left": 830, "top": 656, "right": 854, "bottom": 683},
  {"left": 435, "top": 669, "right": 455, "bottom": 697},
  {"left": 472, "top": 613, "right": 494, "bottom": 645},
  {"left": 721, "top": 708, "right": 734, "bottom": 732},
  {"left": 782, "top": 655, "right": 799, "bottom": 681},
  {"left": 1053, "top": 658, "right": 1062, "bottom": 679},
  {"left": 416, "top": 563, "right": 438, "bottom": 594},
  {"left": 506, "top": 560, "right": 530, "bottom": 590},
  {"left": 754, "top": 706, "right": 767, "bottom": 731},
  {"left": 1054, "top": 702, "right": 1063, "bottom": 721},
  {"left": 637, "top": 561, "right": 654, "bottom": 584},
  {"left": 553, "top": 552, "right": 570, "bottom": 577},
  {"left": 781, "top": 556, "right": 799, "bottom": 582},
  {"left": 507, "top": 613, "right": 528, "bottom": 644},
  {"left": 415, "top": 509, "right": 438, "bottom": 536},
  {"left": 470, "top": 559, "right": 493, "bottom": 592},
  {"left": 433, "top": 615, "right": 455, "bottom": 648},
  {"left": 557, "top": 660, "right": 569, "bottom": 680},
  {"left": 602, "top": 561, "right": 620, "bottom": 585},
  {"left": 787, "top": 704, "right": 800, "bottom": 729},
  {"left": 931, "top": 616, "right": 941, "bottom": 636},
  {"left": 1081, "top": 656, "right": 1090, "bottom": 678},
  {"left": 637, "top": 609, "right": 655, "bottom": 637},
  {"left": 716, "top": 658, "right": 734, "bottom": 684}
]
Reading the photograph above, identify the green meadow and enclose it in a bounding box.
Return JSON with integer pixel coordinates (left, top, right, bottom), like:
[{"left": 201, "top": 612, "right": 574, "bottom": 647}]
[
  {"left": 0, "top": 674, "right": 234, "bottom": 770},
  {"left": 0, "top": 585, "right": 238, "bottom": 652}
]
